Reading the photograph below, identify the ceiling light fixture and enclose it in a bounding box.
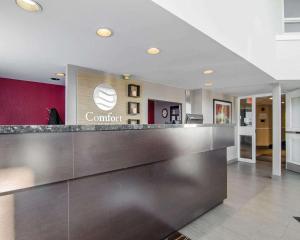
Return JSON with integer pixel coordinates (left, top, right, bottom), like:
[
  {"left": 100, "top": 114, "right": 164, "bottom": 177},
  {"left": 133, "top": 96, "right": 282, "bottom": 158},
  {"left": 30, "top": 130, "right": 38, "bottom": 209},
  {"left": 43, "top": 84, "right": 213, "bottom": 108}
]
[
  {"left": 203, "top": 69, "right": 214, "bottom": 75},
  {"left": 16, "top": 0, "right": 42, "bottom": 12},
  {"left": 96, "top": 28, "right": 113, "bottom": 38},
  {"left": 56, "top": 73, "right": 65, "bottom": 77},
  {"left": 122, "top": 74, "right": 131, "bottom": 80},
  {"left": 147, "top": 47, "right": 160, "bottom": 55},
  {"left": 204, "top": 81, "right": 213, "bottom": 87}
]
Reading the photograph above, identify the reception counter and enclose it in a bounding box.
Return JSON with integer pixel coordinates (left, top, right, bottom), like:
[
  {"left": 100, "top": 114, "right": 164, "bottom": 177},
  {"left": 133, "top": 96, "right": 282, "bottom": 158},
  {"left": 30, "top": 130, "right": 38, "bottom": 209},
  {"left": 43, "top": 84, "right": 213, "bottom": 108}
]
[{"left": 0, "top": 124, "right": 234, "bottom": 240}]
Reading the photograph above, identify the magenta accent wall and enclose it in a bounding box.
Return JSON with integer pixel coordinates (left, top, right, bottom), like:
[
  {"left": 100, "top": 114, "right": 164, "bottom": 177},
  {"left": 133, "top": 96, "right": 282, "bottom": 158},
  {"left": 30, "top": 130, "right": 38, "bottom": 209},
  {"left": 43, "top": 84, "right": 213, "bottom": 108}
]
[{"left": 0, "top": 78, "right": 65, "bottom": 125}]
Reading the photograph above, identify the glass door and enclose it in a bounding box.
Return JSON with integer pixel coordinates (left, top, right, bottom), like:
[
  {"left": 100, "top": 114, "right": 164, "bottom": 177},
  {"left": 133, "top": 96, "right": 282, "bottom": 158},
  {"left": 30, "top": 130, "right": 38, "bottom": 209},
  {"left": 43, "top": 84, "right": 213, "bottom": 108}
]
[
  {"left": 286, "top": 89, "right": 300, "bottom": 168},
  {"left": 238, "top": 97, "right": 256, "bottom": 163}
]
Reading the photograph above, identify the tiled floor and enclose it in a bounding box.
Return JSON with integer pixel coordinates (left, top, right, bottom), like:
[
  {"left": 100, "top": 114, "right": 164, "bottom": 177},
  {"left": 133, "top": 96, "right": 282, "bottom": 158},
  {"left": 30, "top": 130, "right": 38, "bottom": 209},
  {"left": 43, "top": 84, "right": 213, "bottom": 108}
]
[{"left": 180, "top": 161, "right": 300, "bottom": 240}]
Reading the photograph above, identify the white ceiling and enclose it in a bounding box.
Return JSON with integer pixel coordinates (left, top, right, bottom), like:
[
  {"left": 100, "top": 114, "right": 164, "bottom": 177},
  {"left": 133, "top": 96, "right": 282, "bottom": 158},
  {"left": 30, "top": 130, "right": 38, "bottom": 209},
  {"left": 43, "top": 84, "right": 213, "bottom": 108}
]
[{"left": 0, "top": 0, "right": 298, "bottom": 96}]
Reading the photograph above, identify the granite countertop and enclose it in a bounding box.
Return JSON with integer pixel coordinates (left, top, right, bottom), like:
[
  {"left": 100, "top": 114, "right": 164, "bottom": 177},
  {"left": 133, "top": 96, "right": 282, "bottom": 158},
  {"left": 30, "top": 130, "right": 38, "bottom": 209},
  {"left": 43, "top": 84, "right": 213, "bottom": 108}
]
[{"left": 0, "top": 124, "right": 235, "bottom": 134}]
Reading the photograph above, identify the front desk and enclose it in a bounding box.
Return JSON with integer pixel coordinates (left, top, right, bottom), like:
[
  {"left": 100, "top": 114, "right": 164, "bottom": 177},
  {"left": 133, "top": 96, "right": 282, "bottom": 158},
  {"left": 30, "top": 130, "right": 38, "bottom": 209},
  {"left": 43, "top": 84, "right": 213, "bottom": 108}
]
[{"left": 0, "top": 124, "right": 234, "bottom": 240}]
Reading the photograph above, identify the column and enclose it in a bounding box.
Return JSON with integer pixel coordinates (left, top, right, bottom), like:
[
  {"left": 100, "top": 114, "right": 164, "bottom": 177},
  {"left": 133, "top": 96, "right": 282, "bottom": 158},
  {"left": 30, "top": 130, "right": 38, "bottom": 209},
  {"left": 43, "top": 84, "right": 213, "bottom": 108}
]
[
  {"left": 185, "top": 90, "right": 192, "bottom": 114},
  {"left": 65, "top": 64, "right": 78, "bottom": 125},
  {"left": 272, "top": 83, "right": 282, "bottom": 176}
]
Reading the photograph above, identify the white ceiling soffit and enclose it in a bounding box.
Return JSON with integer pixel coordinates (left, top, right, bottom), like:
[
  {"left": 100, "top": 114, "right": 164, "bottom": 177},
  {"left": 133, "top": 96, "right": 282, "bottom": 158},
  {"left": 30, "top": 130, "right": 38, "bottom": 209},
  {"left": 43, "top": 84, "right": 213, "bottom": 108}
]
[
  {"left": 213, "top": 80, "right": 300, "bottom": 97},
  {"left": 0, "top": 0, "right": 275, "bottom": 94}
]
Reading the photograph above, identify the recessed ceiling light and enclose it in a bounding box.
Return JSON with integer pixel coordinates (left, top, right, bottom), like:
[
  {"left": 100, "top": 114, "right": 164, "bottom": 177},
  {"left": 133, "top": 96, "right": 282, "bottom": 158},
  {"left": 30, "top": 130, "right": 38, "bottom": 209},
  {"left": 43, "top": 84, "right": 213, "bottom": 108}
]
[
  {"left": 96, "top": 28, "right": 113, "bottom": 38},
  {"left": 56, "top": 73, "right": 65, "bottom": 77},
  {"left": 204, "top": 81, "right": 213, "bottom": 87},
  {"left": 122, "top": 74, "right": 131, "bottom": 80},
  {"left": 203, "top": 69, "right": 214, "bottom": 75},
  {"left": 147, "top": 47, "right": 160, "bottom": 55},
  {"left": 16, "top": 0, "right": 42, "bottom": 12}
]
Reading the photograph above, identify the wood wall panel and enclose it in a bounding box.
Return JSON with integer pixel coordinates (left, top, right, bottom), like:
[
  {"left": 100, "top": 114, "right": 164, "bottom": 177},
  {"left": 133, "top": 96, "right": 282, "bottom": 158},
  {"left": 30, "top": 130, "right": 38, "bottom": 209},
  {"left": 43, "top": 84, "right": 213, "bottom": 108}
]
[{"left": 77, "top": 70, "right": 144, "bottom": 124}]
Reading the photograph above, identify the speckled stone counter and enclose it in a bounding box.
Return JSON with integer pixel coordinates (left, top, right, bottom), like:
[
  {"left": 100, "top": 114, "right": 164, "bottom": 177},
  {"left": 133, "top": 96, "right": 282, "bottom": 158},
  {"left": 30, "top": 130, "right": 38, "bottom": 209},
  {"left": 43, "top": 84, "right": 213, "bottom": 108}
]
[{"left": 0, "top": 123, "right": 234, "bottom": 134}]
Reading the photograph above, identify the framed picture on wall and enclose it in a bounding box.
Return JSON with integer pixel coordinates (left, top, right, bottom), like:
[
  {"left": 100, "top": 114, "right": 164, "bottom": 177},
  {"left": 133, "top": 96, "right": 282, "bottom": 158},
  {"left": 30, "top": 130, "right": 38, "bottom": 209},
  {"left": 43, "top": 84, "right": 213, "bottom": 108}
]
[
  {"left": 128, "top": 84, "right": 140, "bottom": 98},
  {"left": 213, "top": 99, "right": 232, "bottom": 124},
  {"left": 128, "top": 119, "right": 140, "bottom": 125},
  {"left": 128, "top": 102, "right": 140, "bottom": 115}
]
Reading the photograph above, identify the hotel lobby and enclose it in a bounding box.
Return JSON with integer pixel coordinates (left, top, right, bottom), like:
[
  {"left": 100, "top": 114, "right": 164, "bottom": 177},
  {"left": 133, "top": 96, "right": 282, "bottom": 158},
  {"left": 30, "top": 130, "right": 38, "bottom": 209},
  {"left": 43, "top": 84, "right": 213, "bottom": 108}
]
[{"left": 0, "top": 0, "right": 300, "bottom": 240}]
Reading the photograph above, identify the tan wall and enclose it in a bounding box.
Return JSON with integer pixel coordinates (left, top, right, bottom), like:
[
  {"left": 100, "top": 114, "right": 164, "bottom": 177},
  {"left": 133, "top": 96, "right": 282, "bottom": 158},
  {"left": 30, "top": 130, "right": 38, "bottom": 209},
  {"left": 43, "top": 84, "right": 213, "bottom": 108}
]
[
  {"left": 256, "top": 103, "right": 286, "bottom": 147},
  {"left": 256, "top": 104, "right": 272, "bottom": 147},
  {"left": 77, "top": 69, "right": 144, "bottom": 124}
]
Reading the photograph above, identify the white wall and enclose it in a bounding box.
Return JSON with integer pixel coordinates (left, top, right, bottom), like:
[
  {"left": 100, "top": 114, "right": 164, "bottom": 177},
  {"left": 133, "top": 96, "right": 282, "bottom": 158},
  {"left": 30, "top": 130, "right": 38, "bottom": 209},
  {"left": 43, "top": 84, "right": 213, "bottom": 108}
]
[
  {"left": 190, "top": 88, "right": 238, "bottom": 161},
  {"left": 190, "top": 89, "right": 236, "bottom": 124},
  {"left": 142, "top": 81, "right": 186, "bottom": 123},
  {"left": 202, "top": 90, "right": 238, "bottom": 161},
  {"left": 202, "top": 90, "right": 236, "bottom": 124},
  {"left": 275, "top": 38, "right": 300, "bottom": 80},
  {"left": 190, "top": 89, "right": 202, "bottom": 115}
]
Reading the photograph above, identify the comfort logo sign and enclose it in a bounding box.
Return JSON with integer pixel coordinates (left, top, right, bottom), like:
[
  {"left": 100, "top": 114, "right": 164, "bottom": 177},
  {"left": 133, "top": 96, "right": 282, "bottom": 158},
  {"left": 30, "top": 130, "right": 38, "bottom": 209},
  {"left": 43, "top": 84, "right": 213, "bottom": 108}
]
[
  {"left": 93, "top": 83, "right": 117, "bottom": 111},
  {"left": 85, "top": 83, "right": 122, "bottom": 123}
]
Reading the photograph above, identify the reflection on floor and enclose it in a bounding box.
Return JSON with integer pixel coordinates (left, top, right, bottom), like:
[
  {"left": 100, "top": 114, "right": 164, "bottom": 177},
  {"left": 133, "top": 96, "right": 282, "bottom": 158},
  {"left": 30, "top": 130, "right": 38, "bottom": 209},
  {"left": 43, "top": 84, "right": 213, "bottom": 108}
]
[
  {"left": 256, "top": 147, "right": 286, "bottom": 163},
  {"left": 180, "top": 161, "right": 300, "bottom": 240}
]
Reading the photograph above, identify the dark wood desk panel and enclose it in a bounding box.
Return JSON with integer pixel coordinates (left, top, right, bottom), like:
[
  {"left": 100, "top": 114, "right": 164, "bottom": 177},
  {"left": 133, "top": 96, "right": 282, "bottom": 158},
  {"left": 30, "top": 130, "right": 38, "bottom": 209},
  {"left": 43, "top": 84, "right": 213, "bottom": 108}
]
[
  {"left": 0, "top": 133, "right": 73, "bottom": 194},
  {"left": 0, "top": 182, "right": 68, "bottom": 240},
  {"left": 73, "top": 127, "right": 212, "bottom": 177},
  {"left": 69, "top": 149, "right": 226, "bottom": 240},
  {"left": 0, "top": 125, "right": 234, "bottom": 240}
]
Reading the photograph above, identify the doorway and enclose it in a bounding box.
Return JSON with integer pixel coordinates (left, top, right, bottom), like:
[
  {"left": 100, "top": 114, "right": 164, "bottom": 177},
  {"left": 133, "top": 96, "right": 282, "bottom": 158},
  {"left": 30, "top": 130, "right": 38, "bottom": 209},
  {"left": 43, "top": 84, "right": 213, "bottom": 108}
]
[
  {"left": 237, "top": 95, "right": 286, "bottom": 164},
  {"left": 255, "top": 96, "right": 286, "bottom": 164},
  {"left": 238, "top": 97, "right": 256, "bottom": 163},
  {"left": 286, "top": 89, "right": 300, "bottom": 173}
]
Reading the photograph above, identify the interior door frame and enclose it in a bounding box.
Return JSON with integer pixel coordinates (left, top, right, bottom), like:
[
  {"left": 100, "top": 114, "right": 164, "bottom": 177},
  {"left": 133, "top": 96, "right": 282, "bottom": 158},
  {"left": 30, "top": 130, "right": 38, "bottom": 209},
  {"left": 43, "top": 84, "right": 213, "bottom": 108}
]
[
  {"left": 286, "top": 89, "right": 300, "bottom": 166},
  {"left": 237, "top": 93, "right": 272, "bottom": 163},
  {"left": 237, "top": 96, "right": 256, "bottom": 163},
  {"left": 286, "top": 89, "right": 300, "bottom": 132}
]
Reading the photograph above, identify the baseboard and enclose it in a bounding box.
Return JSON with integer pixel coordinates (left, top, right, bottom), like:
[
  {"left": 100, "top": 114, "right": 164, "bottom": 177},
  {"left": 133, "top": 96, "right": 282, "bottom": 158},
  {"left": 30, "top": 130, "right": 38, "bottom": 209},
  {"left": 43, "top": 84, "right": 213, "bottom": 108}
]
[
  {"left": 286, "top": 162, "right": 300, "bottom": 174},
  {"left": 227, "top": 158, "right": 238, "bottom": 165}
]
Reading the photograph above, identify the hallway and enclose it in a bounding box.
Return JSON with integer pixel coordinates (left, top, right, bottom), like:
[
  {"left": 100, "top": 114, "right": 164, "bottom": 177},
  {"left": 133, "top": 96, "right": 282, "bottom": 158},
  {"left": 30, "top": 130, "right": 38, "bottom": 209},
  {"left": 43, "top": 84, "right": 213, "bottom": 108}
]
[{"left": 180, "top": 162, "right": 300, "bottom": 240}]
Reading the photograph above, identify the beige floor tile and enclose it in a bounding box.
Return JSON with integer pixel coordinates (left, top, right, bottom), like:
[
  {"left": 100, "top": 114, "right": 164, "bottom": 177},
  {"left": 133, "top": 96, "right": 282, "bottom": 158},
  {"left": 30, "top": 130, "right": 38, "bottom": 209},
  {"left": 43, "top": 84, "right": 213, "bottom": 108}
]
[
  {"left": 180, "top": 162, "right": 300, "bottom": 240},
  {"left": 204, "top": 226, "right": 250, "bottom": 240},
  {"left": 281, "top": 227, "right": 300, "bottom": 240}
]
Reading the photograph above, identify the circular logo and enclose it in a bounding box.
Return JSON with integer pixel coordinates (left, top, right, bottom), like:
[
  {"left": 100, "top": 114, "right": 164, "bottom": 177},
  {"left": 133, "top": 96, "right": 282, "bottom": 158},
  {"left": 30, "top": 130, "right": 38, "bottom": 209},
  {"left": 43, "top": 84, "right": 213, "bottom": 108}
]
[{"left": 93, "top": 83, "right": 117, "bottom": 111}]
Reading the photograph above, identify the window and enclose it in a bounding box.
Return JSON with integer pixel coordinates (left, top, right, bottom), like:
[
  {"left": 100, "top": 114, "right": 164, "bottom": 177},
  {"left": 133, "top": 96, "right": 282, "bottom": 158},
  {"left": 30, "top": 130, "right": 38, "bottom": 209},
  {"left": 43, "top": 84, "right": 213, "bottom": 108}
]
[{"left": 284, "top": 0, "right": 300, "bottom": 32}]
